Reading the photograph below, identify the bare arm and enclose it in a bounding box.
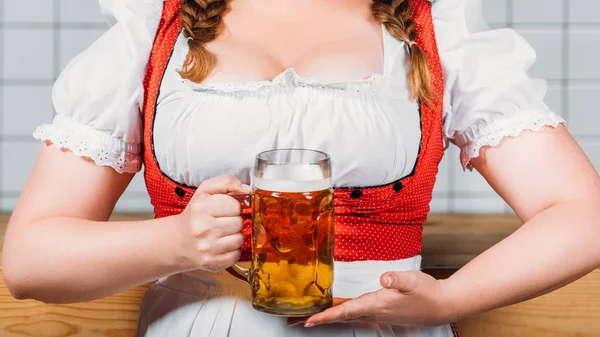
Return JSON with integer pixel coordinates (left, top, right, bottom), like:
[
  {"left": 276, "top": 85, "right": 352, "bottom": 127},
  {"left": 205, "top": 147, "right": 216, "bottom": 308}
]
[
  {"left": 305, "top": 125, "right": 600, "bottom": 328},
  {"left": 2, "top": 144, "right": 245, "bottom": 303},
  {"left": 444, "top": 125, "right": 600, "bottom": 319},
  {"left": 2, "top": 144, "right": 183, "bottom": 303}
]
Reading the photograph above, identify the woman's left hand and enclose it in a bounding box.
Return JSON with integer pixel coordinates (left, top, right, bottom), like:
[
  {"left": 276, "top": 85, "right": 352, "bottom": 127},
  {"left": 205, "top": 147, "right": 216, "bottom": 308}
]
[{"left": 291, "top": 271, "right": 457, "bottom": 328}]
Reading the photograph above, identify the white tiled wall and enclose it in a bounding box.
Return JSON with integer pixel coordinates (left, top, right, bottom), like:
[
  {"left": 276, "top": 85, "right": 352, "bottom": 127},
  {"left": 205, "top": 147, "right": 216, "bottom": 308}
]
[{"left": 1, "top": 0, "right": 599, "bottom": 213}]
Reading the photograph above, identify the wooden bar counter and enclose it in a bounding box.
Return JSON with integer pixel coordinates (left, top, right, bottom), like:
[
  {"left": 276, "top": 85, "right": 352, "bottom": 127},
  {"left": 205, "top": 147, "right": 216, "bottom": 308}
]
[{"left": 0, "top": 213, "right": 598, "bottom": 337}]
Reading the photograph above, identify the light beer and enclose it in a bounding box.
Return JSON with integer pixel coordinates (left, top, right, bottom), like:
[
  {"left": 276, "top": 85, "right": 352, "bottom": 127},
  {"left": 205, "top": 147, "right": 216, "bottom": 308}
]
[
  {"left": 250, "top": 178, "right": 334, "bottom": 316},
  {"left": 228, "top": 149, "right": 335, "bottom": 316}
]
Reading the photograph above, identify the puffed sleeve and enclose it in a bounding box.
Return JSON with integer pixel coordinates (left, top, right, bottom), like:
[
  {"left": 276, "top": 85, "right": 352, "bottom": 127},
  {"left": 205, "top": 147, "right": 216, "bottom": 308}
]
[
  {"left": 33, "top": 0, "right": 163, "bottom": 173},
  {"left": 433, "top": 0, "right": 566, "bottom": 170}
]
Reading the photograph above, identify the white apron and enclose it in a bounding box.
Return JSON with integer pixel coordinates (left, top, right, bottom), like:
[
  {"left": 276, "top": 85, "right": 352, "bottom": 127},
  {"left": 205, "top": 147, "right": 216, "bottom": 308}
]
[{"left": 136, "top": 256, "right": 455, "bottom": 337}]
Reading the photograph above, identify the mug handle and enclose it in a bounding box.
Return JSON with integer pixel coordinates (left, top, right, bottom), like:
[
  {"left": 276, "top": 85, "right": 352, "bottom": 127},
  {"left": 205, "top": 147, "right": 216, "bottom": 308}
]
[{"left": 226, "top": 190, "right": 252, "bottom": 283}]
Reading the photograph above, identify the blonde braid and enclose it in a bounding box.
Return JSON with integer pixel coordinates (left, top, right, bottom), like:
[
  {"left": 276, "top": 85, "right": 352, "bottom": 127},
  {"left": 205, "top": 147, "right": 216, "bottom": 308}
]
[
  {"left": 372, "top": 0, "right": 435, "bottom": 106},
  {"left": 179, "top": 0, "right": 230, "bottom": 83}
]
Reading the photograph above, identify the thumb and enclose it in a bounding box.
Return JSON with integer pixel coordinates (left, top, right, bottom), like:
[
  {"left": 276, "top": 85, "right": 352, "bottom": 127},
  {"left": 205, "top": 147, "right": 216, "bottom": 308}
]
[
  {"left": 197, "top": 175, "right": 247, "bottom": 195},
  {"left": 380, "top": 271, "right": 419, "bottom": 292}
]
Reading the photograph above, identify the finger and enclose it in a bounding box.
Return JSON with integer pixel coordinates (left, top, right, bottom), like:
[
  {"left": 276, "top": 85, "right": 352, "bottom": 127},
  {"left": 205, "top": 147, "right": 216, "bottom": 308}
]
[
  {"left": 305, "top": 297, "right": 373, "bottom": 326},
  {"left": 198, "top": 175, "right": 245, "bottom": 195},
  {"left": 380, "top": 271, "right": 419, "bottom": 293},
  {"left": 208, "top": 194, "right": 242, "bottom": 217},
  {"left": 286, "top": 317, "right": 309, "bottom": 326},
  {"left": 191, "top": 194, "right": 242, "bottom": 217},
  {"left": 213, "top": 233, "right": 245, "bottom": 254},
  {"left": 290, "top": 298, "right": 350, "bottom": 326},
  {"left": 210, "top": 249, "right": 242, "bottom": 269},
  {"left": 228, "top": 191, "right": 252, "bottom": 209},
  {"left": 213, "top": 216, "right": 244, "bottom": 237}
]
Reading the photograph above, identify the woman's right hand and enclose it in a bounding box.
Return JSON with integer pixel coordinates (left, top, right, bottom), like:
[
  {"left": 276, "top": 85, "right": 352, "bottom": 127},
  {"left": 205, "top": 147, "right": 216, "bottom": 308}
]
[{"left": 176, "top": 175, "right": 249, "bottom": 272}]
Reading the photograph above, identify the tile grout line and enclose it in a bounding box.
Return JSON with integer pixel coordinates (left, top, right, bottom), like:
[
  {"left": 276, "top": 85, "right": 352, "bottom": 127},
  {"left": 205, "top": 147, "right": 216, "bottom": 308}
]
[
  {"left": 0, "top": 135, "right": 45, "bottom": 142},
  {"left": 506, "top": 0, "right": 513, "bottom": 28},
  {"left": 1, "top": 190, "right": 152, "bottom": 197},
  {"left": 53, "top": 0, "right": 61, "bottom": 121},
  {"left": 510, "top": 22, "right": 600, "bottom": 28},
  {"left": 0, "top": 22, "right": 107, "bottom": 29},
  {"left": 503, "top": 0, "right": 514, "bottom": 214},
  {"left": 561, "top": 0, "right": 570, "bottom": 124},
  {"left": 0, "top": 0, "right": 5, "bottom": 210},
  {"left": 0, "top": 79, "right": 55, "bottom": 85},
  {"left": 54, "top": 0, "right": 60, "bottom": 83}
]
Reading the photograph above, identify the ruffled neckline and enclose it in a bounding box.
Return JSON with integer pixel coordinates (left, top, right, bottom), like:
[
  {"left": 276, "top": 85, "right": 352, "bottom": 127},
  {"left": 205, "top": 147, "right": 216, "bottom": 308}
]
[{"left": 182, "top": 68, "right": 386, "bottom": 93}]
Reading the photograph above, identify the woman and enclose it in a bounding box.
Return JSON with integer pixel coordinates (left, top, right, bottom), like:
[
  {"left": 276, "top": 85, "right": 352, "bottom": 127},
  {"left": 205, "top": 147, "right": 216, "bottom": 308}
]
[{"left": 3, "top": 0, "right": 599, "bottom": 336}]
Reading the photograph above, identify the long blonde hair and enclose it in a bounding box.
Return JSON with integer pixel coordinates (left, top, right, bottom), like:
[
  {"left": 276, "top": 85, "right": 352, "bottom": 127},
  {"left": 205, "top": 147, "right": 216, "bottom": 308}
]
[{"left": 179, "top": 0, "right": 435, "bottom": 105}]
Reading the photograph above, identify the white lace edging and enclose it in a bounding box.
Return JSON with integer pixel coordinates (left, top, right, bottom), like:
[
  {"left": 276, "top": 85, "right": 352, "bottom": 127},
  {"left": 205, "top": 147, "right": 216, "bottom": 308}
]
[
  {"left": 33, "top": 115, "right": 142, "bottom": 174},
  {"left": 458, "top": 110, "right": 566, "bottom": 171},
  {"left": 183, "top": 67, "right": 384, "bottom": 93}
]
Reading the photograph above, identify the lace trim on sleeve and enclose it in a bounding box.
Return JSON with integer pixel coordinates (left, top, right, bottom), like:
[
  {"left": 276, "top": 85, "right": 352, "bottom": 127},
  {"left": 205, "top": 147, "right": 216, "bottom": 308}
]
[
  {"left": 33, "top": 114, "right": 142, "bottom": 174},
  {"left": 456, "top": 110, "right": 566, "bottom": 171}
]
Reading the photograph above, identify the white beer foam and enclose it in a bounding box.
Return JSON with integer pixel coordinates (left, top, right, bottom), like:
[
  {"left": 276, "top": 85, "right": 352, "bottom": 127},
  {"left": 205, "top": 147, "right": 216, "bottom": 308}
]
[
  {"left": 254, "top": 178, "right": 331, "bottom": 192},
  {"left": 254, "top": 164, "right": 331, "bottom": 192}
]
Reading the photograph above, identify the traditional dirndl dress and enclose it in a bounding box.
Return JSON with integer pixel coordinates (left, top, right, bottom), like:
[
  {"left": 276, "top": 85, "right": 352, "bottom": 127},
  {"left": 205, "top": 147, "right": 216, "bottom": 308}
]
[
  {"left": 33, "top": 0, "right": 565, "bottom": 336},
  {"left": 136, "top": 1, "right": 458, "bottom": 336}
]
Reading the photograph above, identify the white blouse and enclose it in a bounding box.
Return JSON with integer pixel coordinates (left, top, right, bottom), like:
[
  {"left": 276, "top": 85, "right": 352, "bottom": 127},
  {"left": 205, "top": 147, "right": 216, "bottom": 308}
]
[{"left": 34, "top": 0, "right": 564, "bottom": 188}]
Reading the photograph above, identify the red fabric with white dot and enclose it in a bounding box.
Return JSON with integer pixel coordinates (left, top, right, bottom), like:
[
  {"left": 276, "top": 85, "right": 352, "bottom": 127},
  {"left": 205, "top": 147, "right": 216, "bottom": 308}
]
[{"left": 142, "top": 0, "right": 444, "bottom": 263}]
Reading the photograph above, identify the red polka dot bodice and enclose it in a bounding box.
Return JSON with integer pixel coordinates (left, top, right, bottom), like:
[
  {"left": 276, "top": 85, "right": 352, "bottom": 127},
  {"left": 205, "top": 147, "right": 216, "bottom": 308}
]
[{"left": 142, "top": 0, "right": 444, "bottom": 262}]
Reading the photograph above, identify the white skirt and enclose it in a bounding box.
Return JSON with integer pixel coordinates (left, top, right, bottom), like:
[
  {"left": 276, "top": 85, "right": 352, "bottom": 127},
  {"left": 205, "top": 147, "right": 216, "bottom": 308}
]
[{"left": 136, "top": 256, "right": 456, "bottom": 337}]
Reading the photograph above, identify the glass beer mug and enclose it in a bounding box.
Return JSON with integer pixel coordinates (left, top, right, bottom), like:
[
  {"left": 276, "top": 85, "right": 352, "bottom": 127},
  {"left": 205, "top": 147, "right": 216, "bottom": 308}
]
[{"left": 229, "top": 149, "right": 335, "bottom": 316}]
